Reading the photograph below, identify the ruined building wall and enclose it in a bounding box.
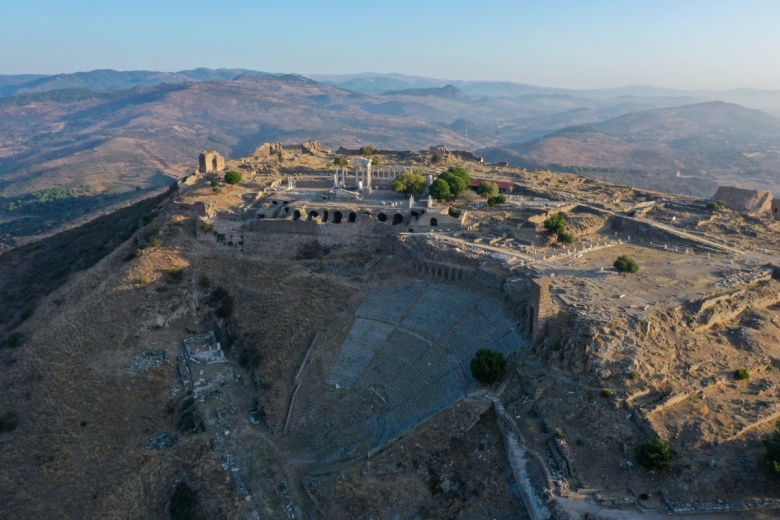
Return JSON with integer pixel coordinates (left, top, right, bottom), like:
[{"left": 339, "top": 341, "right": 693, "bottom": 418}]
[
  {"left": 529, "top": 278, "right": 555, "bottom": 343},
  {"left": 199, "top": 151, "right": 226, "bottom": 173},
  {"left": 712, "top": 186, "right": 773, "bottom": 213},
  {"left": 772, "top": 198, "right": 780, "bottom": 221}
]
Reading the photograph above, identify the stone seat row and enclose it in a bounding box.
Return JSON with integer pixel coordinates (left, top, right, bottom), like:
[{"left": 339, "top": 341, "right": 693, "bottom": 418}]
[{"left": 371, "top": 371, "right": 466, "bottom": 448}]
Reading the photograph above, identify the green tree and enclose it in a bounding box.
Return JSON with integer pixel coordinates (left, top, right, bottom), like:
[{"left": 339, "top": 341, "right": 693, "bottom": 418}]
[
  {"left": 765, "top": 421, "right": 780, "bottom": 474},
  {"left": 470, "top": 348, "right": 507, "bottom": 385},
  {"left": 543, "top": 213, "right": 567, "bottom": 235},
  {"left": 614, "top": 255, "right": 639, "bottom": 273},
  {"left": 635, "top": 438, "right": 672, "bottom": 470},
  {"left": 557, "top": 230, "right": 574, "bottom": 244},
  {"left": 333, "top": 156, "right": 349, "bottom": 167},
  {"left": 224, "top": 171, "right": 242, "bottom": 185},
  {"left": 391, "top": 172, "right": 427, "bottom": 196},
  {"left": 477, "top": 181, "right": 499, "bottom": 198},
  {"left": 359, "top": 146, "right": 377, "bottom": 156},
  {"left": 706, "top": 200, "right": 726, "bottom": 212},
  {"left": 428, "top": 178, "right": 451, "bottom": 200},
  {"left": 487, "top": 194, "right": 507, "bottom": 208},
  {"left": 734, "top": 368, "right": 750, "bottom": 380},
  {"left": 431, "top": 152, "right": 443, "bottom": 164},
  {"left": 438, "top": 166, "right": 470, "bottom": 197}
]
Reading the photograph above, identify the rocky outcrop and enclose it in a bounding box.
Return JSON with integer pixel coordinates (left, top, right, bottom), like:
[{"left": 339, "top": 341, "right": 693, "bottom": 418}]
[
  {"left": 301, "top": 140, "right": 329, "bottom": 155},
  {"left": 712, "top": 186, "right": 773, "bottom": 213},
  {"left": 253, "top": 142, "right": 284, "bottom": 157}
]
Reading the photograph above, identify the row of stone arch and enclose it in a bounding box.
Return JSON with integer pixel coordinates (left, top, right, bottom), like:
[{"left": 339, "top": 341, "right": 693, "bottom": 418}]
[
  {"left": 416, "top": 261, "right": 470, "bottom": 281},
  {"left": 290, "top": 209, "right": 438, "bottom": 227},
  {"left": 292, "top": 209, "right": 359, "bottom": 224}
]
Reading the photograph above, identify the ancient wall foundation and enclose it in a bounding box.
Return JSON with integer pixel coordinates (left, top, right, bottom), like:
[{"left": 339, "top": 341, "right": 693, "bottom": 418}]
[{"left": 712, "top": 186, "right": 773, "bottom": 213}]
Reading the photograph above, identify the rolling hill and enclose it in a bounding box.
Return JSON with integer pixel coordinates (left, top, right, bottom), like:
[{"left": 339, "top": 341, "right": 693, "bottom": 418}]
[
  {"left": 2, "top": 69, "right": 780, "bottom": 243},
  {"left": 479, "top": 101, "right": 780, "bottom": 197}
]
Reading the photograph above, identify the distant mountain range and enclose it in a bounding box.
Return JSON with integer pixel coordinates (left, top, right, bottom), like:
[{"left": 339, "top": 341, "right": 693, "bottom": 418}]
[
  {"left": 1, "top": 68, "right": 780, "bottom": 240},
  {"left": 479, "top": 101, "right": 780, "bottom": 196},
  {"left": 0, "top": 68, "right": 271, "bottom": 97}
]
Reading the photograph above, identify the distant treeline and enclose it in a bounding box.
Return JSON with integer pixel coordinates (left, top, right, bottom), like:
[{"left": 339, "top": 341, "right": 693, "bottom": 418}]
[
  {"left": 2, "top": 186, "right": 92, "bottom": 212},
  {"left": 548, "top": 163, "right": 647, "bottom": 175},
  {"left": 0, "top": 88, "right": 124, "bottom": 106}
]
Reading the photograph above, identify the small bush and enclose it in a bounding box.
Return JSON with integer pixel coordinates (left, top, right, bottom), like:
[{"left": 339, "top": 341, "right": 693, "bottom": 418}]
[
  {"left": 477, "top": 181, "right": 499, "bottom": 199},
  {"left": 198, "top": 275, "right": 211, "bottom": 289},
  {"left": 167, "top": 268, "right": 184, "bottom": 283},
  {"left": 201, "top": 222, "right": 213, "bottom": 233},
  {"left": 170, "top": 482, "right": 197, "bottom": 520},
  {"left": 601, "top": 388, "right": 613, "bottom": 398},
  {"left": 765, "top": 421, "right": 780, "bottom": 474},
  {"left": 734, "top": 368, "right": 750, "bottom": 380},
  {"left": 556, "top": 229, "right": 574, "bottom": 244},
  {"left": 208, "top": 287, "right": 234, "bottom": 319},
  {"left": 706, "top": 200, "right": 726, "bottom": 212},
  {"left": 4, "top": 332, "right": 25, "bottom": 348},
  {"left": 635, "top": 437, "right": 672, "bottom": 470},
  {"left": 554, "top": 427, "right": 564, "bottom": 438},
  {"left": 0, "top": 410, "right": 19, "bottom": 432},
  {"left": 431, "top": 152, "right": 443, "bottom": 164},
  {"left": 224, "top": 170, "right": 242, "bottom": 185},
  {"left": 470, "top": 348, "right": 507, "bottom": 385},
  {"left": 487, "top": 195, "right": 507, "bottom": 208},
  {"left": 614, "top": 255, "right": 639, "bottom": 273}
]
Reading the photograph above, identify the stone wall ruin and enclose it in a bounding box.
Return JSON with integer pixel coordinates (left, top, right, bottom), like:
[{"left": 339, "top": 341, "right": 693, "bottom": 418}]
[
  {"left": 198, "top": 150, "right": 226, "bottom": 173},
  {"left": 712, "top": 186, "right": 773, "bottom": 213}
]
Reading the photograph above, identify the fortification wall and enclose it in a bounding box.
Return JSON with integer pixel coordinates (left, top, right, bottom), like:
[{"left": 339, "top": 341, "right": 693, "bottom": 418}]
[
  {"left": 772, "top": 198, "right": 780, "bottom": 221},
  {"left": 243, "top": 220, "right": 317, "bottom": 256}
]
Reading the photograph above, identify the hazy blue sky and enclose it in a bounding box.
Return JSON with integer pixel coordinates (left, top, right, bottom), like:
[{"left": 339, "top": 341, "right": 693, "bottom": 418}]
[{"left": 4, "top": 0, "right": 780, "bottom": 90}]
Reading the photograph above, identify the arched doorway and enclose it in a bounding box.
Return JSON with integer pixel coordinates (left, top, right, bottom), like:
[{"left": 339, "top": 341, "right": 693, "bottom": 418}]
[
  {"left": 392, "top": 214, "right": 403, "bottom": 225},
  {"left": 378, "top": 213, "right": 388, "bottom": 222},
  {"left": 321, "top": 210, "right": 329, "bottom": 223},
  {"left": 332, "top": 211, "right": 343, "bottom": 223},
  {"left": 430, "top": 217, "right": 438, "bottom": 226},
  {"left": 308, "top": 210, "right": 319, "bottom": 221},
  {"left": 293, "top": 210, "right": 301, "bottom": 221},
  {"left": 348, "top": 212, "right": 357, "bottom": 222}
]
